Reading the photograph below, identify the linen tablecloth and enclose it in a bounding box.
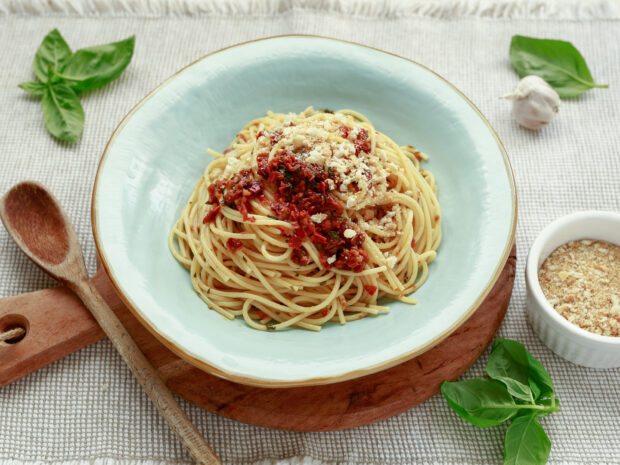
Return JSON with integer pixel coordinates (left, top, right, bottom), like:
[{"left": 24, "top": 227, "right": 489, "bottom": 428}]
[{"left": 1, "top": 1, "right": 619, "bottom": 464}]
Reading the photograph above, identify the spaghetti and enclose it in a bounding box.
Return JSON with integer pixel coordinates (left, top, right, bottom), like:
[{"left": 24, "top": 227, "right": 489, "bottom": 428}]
[{"left": 169, "top": 108, "right": 441, "bottom": 331}]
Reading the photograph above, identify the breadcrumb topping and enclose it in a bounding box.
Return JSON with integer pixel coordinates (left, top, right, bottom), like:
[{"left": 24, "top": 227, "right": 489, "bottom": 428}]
[{"left": 538, "top": 239, "right": 620, "bottom": 337}]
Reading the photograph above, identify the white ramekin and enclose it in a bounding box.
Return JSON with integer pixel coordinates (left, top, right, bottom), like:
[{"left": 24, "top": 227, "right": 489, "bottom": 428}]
[{"left": 525, "top": 210, "right": 620, "bottom": 368}]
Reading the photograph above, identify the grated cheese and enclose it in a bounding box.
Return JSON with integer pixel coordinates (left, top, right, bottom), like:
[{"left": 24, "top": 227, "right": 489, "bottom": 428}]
[
  {"left": 343, "top": 228, "right": 356, "bottom": 239},
  {"left": 311, "top": 213, "right": 327, "bottom": 223},
  {"left": 386, "top": 256, "right": 398, "bottom": 269}
]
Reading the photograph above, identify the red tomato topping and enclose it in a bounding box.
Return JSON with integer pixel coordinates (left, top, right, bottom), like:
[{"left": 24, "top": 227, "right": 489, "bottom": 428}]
[
  {"left": 291, "top": 247, "right": 311, "bottom": 266},
  {"left": 340, "top": 126, "right": 371, "bottom": 154},
  {"left": 364, "top": 285, "right": 377, "bottom": 295},
  {"left": 206, "top": 135, "right": 372, "bottom": 272},
  {"left": 353, "top": 129, "right": 371, "bottom": 155},
  {"left": 226, "top": 238, "right": 243, "bottom": 253},
  {"left": 206, "top": 170, "right": 265, "bottom": 222},
  {"left": 203, "top": 204, "right": 222, "bottom": 223},
  {"left": 259, "top": 150, "right": 368, "bottom": 272},
  {"left": 411, "top": 238, "right": 416, "bottom": 248},
  {"left": 271, "top": 129, "right": 283, "bottom": 145}
]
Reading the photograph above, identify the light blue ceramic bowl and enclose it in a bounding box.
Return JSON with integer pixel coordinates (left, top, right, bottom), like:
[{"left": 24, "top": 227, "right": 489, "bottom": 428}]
[{"left": 92, "top": 36, "right": 516, "bottom": 387}]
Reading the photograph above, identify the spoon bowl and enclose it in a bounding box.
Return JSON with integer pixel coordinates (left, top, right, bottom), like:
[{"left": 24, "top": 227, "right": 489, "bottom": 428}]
[{"left": 0, "top": 182, "right": 72, "bottom": 265}]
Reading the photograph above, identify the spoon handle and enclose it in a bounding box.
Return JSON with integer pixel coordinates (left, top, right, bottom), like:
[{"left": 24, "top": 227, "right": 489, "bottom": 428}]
[{"left": 71, "top": 279, "right": 221, "bottom": 465}]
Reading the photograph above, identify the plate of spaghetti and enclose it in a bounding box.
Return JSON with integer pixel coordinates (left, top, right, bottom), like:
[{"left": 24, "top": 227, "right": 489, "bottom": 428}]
[{"left": 93, "top": 36, "right": 516, "bottom": 387}]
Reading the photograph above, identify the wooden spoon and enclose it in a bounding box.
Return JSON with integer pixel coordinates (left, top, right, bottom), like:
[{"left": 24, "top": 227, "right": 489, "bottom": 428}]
[{"left": 0, "top": 181, "right": 220, "bottom": 465}]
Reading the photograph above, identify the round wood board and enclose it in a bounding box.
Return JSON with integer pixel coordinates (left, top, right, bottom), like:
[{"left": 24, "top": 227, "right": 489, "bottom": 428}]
[
  {"left": 0, "top": 245, "right": 515, "bottom": 432},
  {"left": 109, "top": 244, "right": 516, "bottom": 431}
]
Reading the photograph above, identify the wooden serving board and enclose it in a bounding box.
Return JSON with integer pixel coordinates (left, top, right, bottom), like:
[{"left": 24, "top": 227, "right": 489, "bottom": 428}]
[{"left": 0, "top": 245, "right": 515, "bottom": 431}]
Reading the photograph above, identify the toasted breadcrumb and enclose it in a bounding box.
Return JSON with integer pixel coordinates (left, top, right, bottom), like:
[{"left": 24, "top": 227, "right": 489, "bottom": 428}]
[{"left": 538, "top": 239, "right": 620, "bottom": 337}]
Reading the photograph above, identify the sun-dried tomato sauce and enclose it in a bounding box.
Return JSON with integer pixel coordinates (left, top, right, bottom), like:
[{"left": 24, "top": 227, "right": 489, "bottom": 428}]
[
  {"left": 205, "top": 170, "right": 265, "bottom": 222},
  {"left": 363, "top": 284, "right": 377, "bottom": 295},
  {"left": 339, "top": 126, "right": 371, "bottom": 155},
  {"left": 257, "top": 150, "right": 368, "bottom": 272},
  {"left": 203, "top": 125, "right": 370, "bottom": 272},
  {"left": 226, "top": 238, "right": 243, "bottom": 252}
]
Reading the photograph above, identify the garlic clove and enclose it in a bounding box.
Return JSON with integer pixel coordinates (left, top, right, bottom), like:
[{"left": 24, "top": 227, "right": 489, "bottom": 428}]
[{"left": 502, "top": 75, "right": 560, "bottom": 130}]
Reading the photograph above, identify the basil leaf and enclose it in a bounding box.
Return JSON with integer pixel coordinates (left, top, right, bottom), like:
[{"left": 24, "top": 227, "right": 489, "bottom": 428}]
[
  {"left": 514, "top": 398, "right": 560, "bottom": 420},
  {"left": 504, "top": 414, "right": 551, "bottom": 465},
  {"left": 41, "top": 82, "right": 85, "bottom": 142},
  {"left": 529, "top": 380, "right": 542, "bottom": 400},
  {"left": 33, "top": 29, "right": 72, "bottom": 83},
  {"left": 510, "top": 35, "right": 608, "bottom": 98},
  {"left": 486, "top": 343, "right": 533, "bottom": 403},
  {"left": 58, "top": 36, "right": 135, "bottom": 91},
  {"left": 490, "top": 338, "right": 554, "bottom": 400},
  {"left": 441, "top": 379, "right": 518, "bottom": 428},
  {"left": 18, "top": 81, "right": 47, "bottom": 96}
]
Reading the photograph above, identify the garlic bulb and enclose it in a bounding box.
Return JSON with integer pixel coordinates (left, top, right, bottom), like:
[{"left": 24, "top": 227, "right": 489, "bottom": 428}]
[{"left": 503, "top": 76, "right": 560, "bottom": 130}]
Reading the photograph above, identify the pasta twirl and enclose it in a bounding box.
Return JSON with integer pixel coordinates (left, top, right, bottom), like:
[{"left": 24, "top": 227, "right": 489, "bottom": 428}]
[{"left": 169, "top": 108, "right": 441, "bottom": 331}]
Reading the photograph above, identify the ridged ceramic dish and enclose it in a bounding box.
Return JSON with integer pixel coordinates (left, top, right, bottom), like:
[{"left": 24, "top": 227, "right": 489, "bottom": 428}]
[
  {"left": 92, "top": 36, "right": 516, "bottom": 387},
  {"left": 526, "top": 211, "right": 620, "bottom": 368}
]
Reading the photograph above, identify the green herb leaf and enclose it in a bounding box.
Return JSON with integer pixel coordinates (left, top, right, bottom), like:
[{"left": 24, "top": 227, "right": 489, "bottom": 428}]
[
  {"left": 33, "top": 29, "right": 72, "bottom": 83},
  {"left": 441, "top": 339, "right": 559, "bottom": 465},
  {"left": 18, "top": 81, "right": 47, "bottom": 96},
  {"left": 504, "top": 414, "right": 551, "bottom": 465},
  {"left": 440, "top": 379, "right": 518, "bottom": 428},
  {"left": 41, "top": 82, "right": 84, "bottom": 142},
  {"left": 514, "top": 398, "right": 560, "bottom": 420},
  {"left": 490, "top": 338, "right": 554, "bottom": 400},
  {"left": 22, "top": 30, "right": 135, "bottom": 143},
  {"left": 57, "top": 36, "right": 135, "bottom": 91},
  {"left": 328, "top": 231, "right": 341, "bottom": 241},
  {"left": 487, "top": 340, "right": 534, "bottom": 402},
  {"left": 510, "top": 35, "right": 608, "bottom": 98},
  {"left": 487, "top": 352, "right": 532, "bottom": 402}
]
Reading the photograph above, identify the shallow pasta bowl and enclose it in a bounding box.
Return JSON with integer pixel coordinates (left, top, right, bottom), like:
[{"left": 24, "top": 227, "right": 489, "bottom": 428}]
[{"left": 92, "top": 35, "right": 516, "bottom": 387}]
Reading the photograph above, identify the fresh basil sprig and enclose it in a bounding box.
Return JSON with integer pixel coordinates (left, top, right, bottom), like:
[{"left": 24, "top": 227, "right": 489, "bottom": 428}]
[
  {"left": 19, "top": 29, "right": 135, "bottom": 142},
  {"left": 32, "top": 28, "right": 73, "bottom": 83},
  {"left": 510, "top": 35, "right": 608, "bottom": 99},
  {"left": 41, "top": 82, "right": 85, "bottom": 143},
  {"left": 441, "top": 338, "right": 560, "bottom": 465}
]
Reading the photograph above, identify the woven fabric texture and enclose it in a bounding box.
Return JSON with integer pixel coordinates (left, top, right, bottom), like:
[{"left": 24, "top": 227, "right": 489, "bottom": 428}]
[
  {"left": 1, "top": 0, "right": 620, "bottom": 19},
  {"left": 0, "top": 8, "right": 619, "bottom": 465}
]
